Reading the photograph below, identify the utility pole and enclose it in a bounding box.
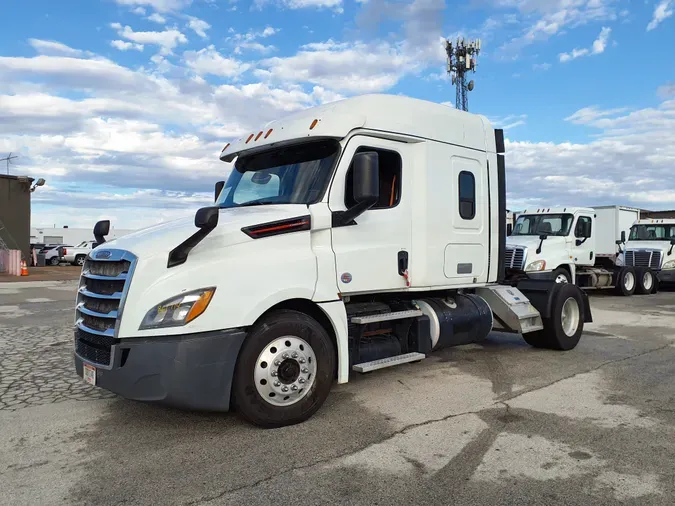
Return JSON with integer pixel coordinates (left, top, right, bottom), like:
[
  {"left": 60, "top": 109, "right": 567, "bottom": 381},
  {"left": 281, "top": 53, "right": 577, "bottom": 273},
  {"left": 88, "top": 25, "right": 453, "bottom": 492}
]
[{"left": 443, "top": 37, "right": 481, "bottom": 112}]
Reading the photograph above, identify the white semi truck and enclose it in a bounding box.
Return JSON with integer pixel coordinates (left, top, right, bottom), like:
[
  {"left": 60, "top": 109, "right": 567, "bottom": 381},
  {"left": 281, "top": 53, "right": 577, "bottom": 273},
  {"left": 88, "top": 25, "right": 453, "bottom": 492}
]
[
  {"left": 505, "top": 205, "right": 669, "bottom": 295},
  {"left": 72, "top": 94, "right": 593, "bottom": 428},
  {"left": 622, "top": 217, "right": 675, "bottom": 286}
]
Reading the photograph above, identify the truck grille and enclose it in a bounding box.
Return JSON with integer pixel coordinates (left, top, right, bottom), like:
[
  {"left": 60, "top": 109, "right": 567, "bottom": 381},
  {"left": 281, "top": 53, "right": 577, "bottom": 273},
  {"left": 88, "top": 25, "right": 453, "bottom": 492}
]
[
  {"left": 504, "top": 246, "right": 526, "bottom": 270},
  {"left": 74, "top": 249, "right": 137, "bottom": 368},
  {"left": 625, "top": 250, "right": 661, "bottom": 270}
]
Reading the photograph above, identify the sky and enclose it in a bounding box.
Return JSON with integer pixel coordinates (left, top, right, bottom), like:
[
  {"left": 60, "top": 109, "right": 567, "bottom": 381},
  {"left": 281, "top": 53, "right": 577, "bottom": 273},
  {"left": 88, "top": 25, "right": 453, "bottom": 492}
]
[{"left": 1, "top": 0, "right": 674, "bottom": 230}]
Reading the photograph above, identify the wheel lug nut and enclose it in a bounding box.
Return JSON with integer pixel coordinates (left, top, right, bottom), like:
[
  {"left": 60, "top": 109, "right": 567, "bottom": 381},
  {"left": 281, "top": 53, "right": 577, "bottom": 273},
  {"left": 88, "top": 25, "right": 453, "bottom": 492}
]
[
  {"left": 299, "top": 358, "right": 306, "bottom": 364},
  {"left": 271, "top": 371, "right": 277, "bottom": 377},
  {"left": 292, "top": 352, "right": 298, "bottom": 358},
  {"left": 274, "top": 360, "right": 281, "bottom": 366},
  {"left": 282, "top": 353, "right": 289, "bottom": 359},
  {"left": 274, "top": 381, "right": 280, "bottom": 387},
  {"left": 291, "top": 385, "right": 298, "bottom": 391},
  {"left": 302, "top": 368, "right": 309, "bottom": 374},
  {"left": 282, "top": 386, "right": 289, "bottom": 392},
  {"left": 298, "top": 378, "right": 305, "bottom": 384}
]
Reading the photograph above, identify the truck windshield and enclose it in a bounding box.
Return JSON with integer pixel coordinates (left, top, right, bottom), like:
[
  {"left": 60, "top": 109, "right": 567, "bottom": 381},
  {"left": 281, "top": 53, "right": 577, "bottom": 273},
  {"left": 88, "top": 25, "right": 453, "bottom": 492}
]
[
  {"left": 512, "top": 214, "right": 574, "bottom": 237},
  {"left": 629, "top": 224, "right": 675, "bottom": 241},
  {"left": 216, "top": 139, "right": 340, "bottom": 208}
]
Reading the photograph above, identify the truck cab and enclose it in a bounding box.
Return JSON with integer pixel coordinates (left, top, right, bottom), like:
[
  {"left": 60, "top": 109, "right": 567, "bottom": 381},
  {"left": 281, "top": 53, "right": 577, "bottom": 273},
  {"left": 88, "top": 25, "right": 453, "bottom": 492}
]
[
  {"left": 506, "top": 207, "right": 595, "bottom": 284},
  {"left": 620, "top": 218, "right": 675, "bottom": 284},
  {"left": 72, "top": 94, "right": 593, "bottom": 428}
]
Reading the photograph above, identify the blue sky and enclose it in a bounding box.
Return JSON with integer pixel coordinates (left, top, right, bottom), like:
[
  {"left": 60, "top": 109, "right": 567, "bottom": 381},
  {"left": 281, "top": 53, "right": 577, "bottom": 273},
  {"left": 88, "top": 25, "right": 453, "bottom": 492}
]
[{"left": 1, "top": 0, "right": 674, "bottom": 229}]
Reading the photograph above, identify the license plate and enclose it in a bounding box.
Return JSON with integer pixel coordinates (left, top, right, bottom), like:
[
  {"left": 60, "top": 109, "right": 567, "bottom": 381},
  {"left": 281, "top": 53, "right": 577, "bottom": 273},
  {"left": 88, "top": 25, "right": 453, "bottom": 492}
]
[{"left": 83, "top": 363, "right": 96, "bottom": 386}]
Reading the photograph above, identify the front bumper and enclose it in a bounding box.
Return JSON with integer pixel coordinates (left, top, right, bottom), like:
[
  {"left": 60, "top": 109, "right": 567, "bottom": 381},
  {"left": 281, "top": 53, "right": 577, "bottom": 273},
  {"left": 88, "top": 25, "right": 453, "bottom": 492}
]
[
  {"left": 74, "top": 329, "right": 246, "bottom": 412},
  {"left": 657, "top": 269, "right": 675, "bottom": 283}
]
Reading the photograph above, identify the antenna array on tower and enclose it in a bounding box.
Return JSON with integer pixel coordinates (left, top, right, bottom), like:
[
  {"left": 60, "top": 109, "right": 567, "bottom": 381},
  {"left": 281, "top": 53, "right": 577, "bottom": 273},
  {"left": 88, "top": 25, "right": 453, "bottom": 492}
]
[{"left": 443, "top": 37, "right": 481, "bottom": 112}]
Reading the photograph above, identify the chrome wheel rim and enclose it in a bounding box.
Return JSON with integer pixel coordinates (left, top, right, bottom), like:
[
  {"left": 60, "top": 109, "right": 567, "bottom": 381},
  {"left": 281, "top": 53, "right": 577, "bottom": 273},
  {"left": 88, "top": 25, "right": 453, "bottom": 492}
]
[
  {"left": 555, "top": 273, "right": 569, "bottom": 284},
  {"left": 76, "top": 257, "right": 85, "bottom": 266},
  {"left": 254, "top": 336, "right": 316, "bottom": 407},
  {"left": 643, "top": 272, "right": 653, "bottom": 291},
  {"left": 561, "top": 297, "right": 580, "bottom": 337},
  {"left": 624, "top": 271, "right": 635, "bottom": 291}
]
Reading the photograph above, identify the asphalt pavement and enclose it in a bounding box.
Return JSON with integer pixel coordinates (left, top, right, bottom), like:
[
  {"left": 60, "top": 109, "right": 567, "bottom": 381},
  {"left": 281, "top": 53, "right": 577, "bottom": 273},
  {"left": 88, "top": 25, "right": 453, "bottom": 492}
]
[{"left": 1, "top": 280, "right": 674, "bottom": 505}]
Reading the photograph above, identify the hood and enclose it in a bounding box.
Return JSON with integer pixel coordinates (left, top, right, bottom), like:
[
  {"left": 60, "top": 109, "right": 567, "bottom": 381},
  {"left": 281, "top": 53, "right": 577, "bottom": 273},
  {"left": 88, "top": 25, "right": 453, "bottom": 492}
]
[
  {"left": 506, "top": 235, "right": 568, "bottom": 251},
  {"left": 625, "top": 241, "right": 673, "bottom": 254},
  {"left": 97, "top": 204, "right": 310, "bottom": 260}
]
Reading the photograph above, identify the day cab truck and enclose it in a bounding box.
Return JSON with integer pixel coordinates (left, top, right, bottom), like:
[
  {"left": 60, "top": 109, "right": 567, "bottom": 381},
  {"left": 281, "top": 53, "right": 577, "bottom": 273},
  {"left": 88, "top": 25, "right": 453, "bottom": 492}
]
[
  {"left": 505, "top": 205, "right": 668, "bottom": 295},
  {"left": 72, "top": 94, "right": 593, "bottom": 428},
  {"left": 622, "top": 217, "right": 675, "bottom": 286}
]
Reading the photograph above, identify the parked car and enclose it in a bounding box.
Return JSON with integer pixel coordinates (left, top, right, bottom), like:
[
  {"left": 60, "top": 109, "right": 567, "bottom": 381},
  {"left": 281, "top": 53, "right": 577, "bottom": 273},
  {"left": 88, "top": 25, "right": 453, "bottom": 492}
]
[
  {"left": 41, "top": 244, "right": 72, "bottom": 266},
  {"left": 63, "top": 240, "right": 97, "bottom": 266}
]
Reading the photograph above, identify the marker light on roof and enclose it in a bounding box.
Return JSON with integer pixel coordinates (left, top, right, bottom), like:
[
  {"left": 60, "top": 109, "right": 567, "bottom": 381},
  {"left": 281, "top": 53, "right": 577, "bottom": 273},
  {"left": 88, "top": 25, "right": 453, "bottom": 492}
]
[
  {"left": 255, "top": 131, "right": 263, "bottom": 141},
  {"left": 264, "top": 129, "right": 273, "bottom": 139},
  {"left": 309, "top": 119, "right": 319, "bottom": 130},
  {"left": 246, "top": 134, "right": 254, "bottom": 144}
]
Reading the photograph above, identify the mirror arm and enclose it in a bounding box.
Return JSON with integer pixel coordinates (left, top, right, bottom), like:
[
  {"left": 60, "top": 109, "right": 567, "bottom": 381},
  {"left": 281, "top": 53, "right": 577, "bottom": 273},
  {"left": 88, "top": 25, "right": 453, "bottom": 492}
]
[
  {"left": 575, "top": 237, "right": 588, "bottom": 247},
  {"left": 536, "top": 235, "right": 547, "bottom": 255},
  {"left": 168, "top": 206, "right": 219, "bottom": 268},
  {"left": 332, "top": 199, "right": 376, "bottom": 227},
  {"left": 668, "top": 244, "right": 674, "bottom": 256}
]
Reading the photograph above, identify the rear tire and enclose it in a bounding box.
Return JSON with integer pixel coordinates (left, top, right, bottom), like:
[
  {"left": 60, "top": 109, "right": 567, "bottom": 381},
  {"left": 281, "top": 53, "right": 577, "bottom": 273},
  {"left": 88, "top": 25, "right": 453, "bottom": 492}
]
[
  {"left": 522, "top": 283, "right": 585, "bottom": 351},
  {"left": 74, "top": 255, "right": 86, "bottom": 266},
  {"left": 232, "top": 309, "right": 336, "bottom": 428},
  {"left": 614, "top": 266, "right": 636, "bottom": 296},
  {"left": 49, "top": 256, "right": 60, "bottom": 266},
  {"left": 635, "top": 267, "right": 655, "bottom": 295}
]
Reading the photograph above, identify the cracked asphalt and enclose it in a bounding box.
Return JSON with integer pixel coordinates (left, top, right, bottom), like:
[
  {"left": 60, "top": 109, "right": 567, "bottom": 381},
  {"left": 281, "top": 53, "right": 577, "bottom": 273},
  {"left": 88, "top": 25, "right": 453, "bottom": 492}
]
[{"left": 1, "top": 280, "right": 675, "bottom": 505}]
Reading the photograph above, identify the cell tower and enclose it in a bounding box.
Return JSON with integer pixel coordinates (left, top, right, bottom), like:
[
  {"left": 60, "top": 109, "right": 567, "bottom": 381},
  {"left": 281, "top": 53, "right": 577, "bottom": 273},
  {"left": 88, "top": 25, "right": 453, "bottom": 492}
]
[{"left": 444, "top": 37, "right": 481, "bottom": 112}]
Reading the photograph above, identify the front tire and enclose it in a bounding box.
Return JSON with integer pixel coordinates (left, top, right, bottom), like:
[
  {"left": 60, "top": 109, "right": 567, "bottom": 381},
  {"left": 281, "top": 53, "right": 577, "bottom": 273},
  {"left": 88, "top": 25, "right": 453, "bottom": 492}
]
[
  {"left": 614, "top": 266, "right": 636, "bottom": 296},
  {"left": 232, "top": 309, "right": 336, "bottom": 428},
  {"left": 523, "top": 283, "right": 585, "bottom": 351},
  {"left": 635, "top": 267, "right": 655, "bottom": 295},
  {"left": 552, "top": 267, "right": 571, "bottom": 284}
]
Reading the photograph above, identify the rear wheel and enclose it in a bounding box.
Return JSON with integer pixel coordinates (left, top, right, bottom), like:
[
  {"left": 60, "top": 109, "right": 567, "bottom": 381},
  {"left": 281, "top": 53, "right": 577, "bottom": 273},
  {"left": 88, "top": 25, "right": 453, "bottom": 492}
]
[
  {"left": 523, "top": 283, "right": 585, "bottom": 351},
  {"left": 635, "top": 267, "right": 655, "bottom": 295},
  {"left": 49, "top": 256, "right": 60, "bottom": 266},
  {"left": 74, "top": 255, "right": 86, "bottom": 266},
  {"left": 232, "top": 309, "right": 336, "bottom": 428},
  {"left": 614, "top": 266, "right": 636, "bottom": 296}
]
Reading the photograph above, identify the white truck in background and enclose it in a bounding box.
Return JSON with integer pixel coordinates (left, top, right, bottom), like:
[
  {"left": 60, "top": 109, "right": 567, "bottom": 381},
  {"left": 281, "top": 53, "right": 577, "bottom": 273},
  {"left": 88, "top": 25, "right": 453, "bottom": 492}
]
[
  {"left": 505, "top": 205, "right": 663, "bottom": 295},
  {"left": 620, "top": 217, "right": 675, "bottom": 286},
  {"left": 71, "top": 94, "right": 593, "bottom": 428},
  {"left": 63, "top": 240, "right": 98, "bottom": 266}
]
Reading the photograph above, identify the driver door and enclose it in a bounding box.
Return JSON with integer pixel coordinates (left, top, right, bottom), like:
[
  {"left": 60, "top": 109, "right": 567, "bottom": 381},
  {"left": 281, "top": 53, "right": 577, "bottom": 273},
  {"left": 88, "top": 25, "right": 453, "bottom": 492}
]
[{"left": 328, "top": 136, "right": 413, "bottom": 294}]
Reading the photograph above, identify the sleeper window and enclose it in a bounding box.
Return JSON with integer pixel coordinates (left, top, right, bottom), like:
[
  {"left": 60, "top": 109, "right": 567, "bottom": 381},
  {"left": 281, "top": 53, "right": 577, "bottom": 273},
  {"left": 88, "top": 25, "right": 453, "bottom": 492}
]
[
  {"left": 345, "top": 147, "right": 402, "bottom": 209},
  {"left": 458, "top": 171, "right": 475, "bottom": 220}
]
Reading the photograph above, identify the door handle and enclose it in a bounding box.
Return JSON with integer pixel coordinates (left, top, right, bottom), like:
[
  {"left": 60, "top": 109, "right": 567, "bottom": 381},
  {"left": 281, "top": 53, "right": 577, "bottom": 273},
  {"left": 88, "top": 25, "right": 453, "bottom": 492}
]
[{"left": 398, "top": 250, "right": 408, "bottom": 276}]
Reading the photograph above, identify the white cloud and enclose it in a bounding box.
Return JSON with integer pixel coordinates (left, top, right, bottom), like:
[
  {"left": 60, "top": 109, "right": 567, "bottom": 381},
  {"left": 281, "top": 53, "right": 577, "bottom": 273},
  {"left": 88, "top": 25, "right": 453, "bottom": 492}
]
[
  {"left": 533, "top": 62, "right": 551, "bottom": 70},
  {"left": 559, "top": 26, "right": 611, "bottom": 62},
  {"left": 131, "top": 6, "right": 147, "bottom": 15},
  {"left": 28, "top": 39, "right": 90, "bottom": 58},
  {"left": 183, "top": 45, "right": 250, "bottom": 78},
  {"left": 657, "top": 82, "right": 675, "bottom": 99},
  {"left": 111, "top": 40, "right": 145, "bottom": 51},
  {"left": 111, "top": 23, "right": 188, "bottom": 54},
  {"left": 113, "top": 0, "right": 192, "bottom": 12},
  {"left": 147, "top": 12, "right": 167, "bottom": 23},
  {"left": 187, "top": 16, "right": 211, "bottom": 38},
  {"left": 647, "top": 0, "right": 673, "bottom": 31},
  {"left": 226, "top": 26, "right": 280, "bottom": 54},
  {"left": 255, "top": 0, "right": 343, "bottom": 10},
  {"left": 489, "top": 114, "right": 528, "bottom": 130}
]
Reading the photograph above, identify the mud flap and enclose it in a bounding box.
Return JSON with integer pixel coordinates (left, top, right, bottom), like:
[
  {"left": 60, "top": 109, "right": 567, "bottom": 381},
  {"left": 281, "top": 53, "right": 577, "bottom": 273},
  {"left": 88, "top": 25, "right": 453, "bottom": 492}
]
[{"left": 516, "top": 278, "right": 593, "bottom": 324}]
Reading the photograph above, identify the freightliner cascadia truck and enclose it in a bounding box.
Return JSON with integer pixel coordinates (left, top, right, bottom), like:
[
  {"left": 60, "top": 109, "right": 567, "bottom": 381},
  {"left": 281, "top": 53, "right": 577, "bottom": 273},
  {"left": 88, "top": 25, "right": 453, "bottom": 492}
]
[
  {"left": 73, "top": 94, "right": 593, "bottom": 428},
  {"left": 505, "top": 205, "right": 673, "bottom": 295}
]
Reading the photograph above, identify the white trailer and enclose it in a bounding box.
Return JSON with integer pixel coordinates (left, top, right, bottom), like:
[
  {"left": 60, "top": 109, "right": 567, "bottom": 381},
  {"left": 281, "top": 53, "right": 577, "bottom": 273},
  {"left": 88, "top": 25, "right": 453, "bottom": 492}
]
[
  {"left": 505, "top": 205, "right": 660, "bottom": 296},
  {"left": 71, "top": 94, "right": 593, "bottom": 428}
]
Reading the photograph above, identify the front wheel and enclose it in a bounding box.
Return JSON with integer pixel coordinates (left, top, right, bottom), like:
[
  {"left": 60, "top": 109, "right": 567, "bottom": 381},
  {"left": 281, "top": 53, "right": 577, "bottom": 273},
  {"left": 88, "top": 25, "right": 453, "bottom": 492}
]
[
  {"left": 523, "top": 283, "right": 585, "bottom": 351},
  {"left": 232, "top": 309, "right": 336, "bottom": 428},
  {"left": 552, "top": 267, "right": 571, "bottom": 284}
]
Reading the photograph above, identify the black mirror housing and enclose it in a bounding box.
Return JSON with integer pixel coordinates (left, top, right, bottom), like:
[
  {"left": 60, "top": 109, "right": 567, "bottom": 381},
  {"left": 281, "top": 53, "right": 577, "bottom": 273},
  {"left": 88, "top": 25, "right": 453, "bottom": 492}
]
[
  {"left": 539, "top": 234, "right": 548, "bottom": 241},
  {"left": 352, "top": 151, "right": 380, "bottom": 204},
  {"left": 670, "top": 238, "right": 675, "bottom": 246},
  {"left": 195, "top": 206, "right": 219, "bottom": 230},
  {"left": 93, "top": 220, "right": 110, "bottom": 245},
  {"left": 506, "top": 224, "right": 513, "bottom": 236},
  {"left": 214, "top": 181, "right": 225, "bottom": 202},
  {"left": 621, "top": 231, "right": 626, "bottom": 243}
]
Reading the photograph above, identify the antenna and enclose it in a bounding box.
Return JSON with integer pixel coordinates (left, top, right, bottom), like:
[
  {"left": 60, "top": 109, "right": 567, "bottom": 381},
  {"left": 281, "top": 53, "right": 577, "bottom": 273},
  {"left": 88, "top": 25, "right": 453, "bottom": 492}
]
[
  {"left": 443, "top": 37, "right": 481, "bottom": 111},
  {"left": 1, "top": 152, "right": 18, "bottom": 175}
]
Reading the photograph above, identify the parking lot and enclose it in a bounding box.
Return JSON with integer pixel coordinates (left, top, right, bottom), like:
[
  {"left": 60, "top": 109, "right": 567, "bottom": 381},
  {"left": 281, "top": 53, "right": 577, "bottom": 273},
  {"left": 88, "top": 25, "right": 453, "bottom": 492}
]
[{"left": 1, "top": 280, "right": 674, "bottom": 505}]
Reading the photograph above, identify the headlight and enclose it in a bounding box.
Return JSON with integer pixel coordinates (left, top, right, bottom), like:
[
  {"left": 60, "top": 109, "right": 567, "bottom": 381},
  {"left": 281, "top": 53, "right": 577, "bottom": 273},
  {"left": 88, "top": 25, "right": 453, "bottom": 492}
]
[
  {"left": 525, "top": 260, "right": 546, "bottom": 271},
  {"left": 140, "top": 287, "right": 216, "bottom": 330},
  {"left": 662, "top": 260, "right": 675, "bottom": 270}
]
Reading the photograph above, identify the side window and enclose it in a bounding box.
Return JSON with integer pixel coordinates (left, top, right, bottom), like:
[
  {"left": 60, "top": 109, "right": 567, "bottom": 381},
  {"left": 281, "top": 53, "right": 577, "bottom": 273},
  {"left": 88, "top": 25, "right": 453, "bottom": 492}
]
[
  {"left": 458, "top": 171, "right": 475, "bottom": 220},
  {"left": 345, "top": 147, "right": 402, "bottom": 209},
  {"left": 575, "top": 216, "right": 592, "bottom": 238}
]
